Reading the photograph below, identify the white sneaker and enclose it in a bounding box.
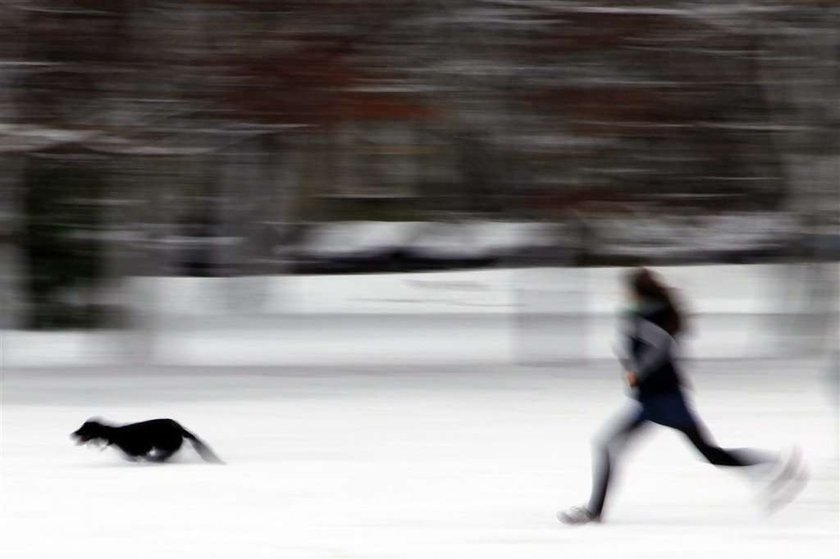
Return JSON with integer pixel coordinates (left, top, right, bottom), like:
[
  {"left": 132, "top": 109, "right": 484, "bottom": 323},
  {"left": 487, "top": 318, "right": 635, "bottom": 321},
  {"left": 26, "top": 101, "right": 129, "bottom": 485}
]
[
  {"left": 557, "top": 505, "right": 600, "bottom": 525},
  {"left": 763, "top": 446, "right": 808, "bottom": 514}
]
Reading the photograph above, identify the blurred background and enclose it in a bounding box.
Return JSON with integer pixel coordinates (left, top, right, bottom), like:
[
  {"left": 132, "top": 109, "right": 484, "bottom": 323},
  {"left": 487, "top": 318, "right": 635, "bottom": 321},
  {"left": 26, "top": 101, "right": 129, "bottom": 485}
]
[
  {"left": 1, "top": 5, "right": 837, "bottom": 557},
  {"left": 0, "top": 0, "right": 837, "bottom": 367}
]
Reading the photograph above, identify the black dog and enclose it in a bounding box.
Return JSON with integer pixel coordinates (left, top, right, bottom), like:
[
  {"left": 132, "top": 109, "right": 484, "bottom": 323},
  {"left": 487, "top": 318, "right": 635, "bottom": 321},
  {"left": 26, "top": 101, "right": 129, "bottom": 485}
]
[{"left": 72, "top": 418, "right": 224, "bottom": 464}]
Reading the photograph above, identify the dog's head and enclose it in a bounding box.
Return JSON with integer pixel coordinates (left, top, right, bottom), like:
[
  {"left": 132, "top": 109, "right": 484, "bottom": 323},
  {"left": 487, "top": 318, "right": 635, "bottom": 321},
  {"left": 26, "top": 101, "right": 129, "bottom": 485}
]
[{"left": 71, "top": 419, "right": 110, "bottom": 445}]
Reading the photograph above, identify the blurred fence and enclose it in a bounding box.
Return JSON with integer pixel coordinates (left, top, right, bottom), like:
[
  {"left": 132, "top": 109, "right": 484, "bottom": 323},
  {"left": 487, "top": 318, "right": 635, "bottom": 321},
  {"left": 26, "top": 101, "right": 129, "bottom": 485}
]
[{"left": 3, "top": 263, "right": 836, "bottom": 368}]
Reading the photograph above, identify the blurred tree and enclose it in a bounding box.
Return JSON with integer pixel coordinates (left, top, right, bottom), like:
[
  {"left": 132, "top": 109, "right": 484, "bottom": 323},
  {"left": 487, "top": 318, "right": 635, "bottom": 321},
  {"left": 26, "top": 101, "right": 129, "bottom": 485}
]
[{"left": 0, "top": 0, "right": 836, "bottom": 328}]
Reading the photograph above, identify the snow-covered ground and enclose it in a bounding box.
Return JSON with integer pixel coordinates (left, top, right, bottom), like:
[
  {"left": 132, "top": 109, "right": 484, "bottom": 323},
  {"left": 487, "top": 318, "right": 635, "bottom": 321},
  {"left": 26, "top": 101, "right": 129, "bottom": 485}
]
[
  {"left": 2, "top": 265, "right": 836, "bottom": 556},
  {"left": 1, "top": 360, "right": 837, "bottom": 559}
]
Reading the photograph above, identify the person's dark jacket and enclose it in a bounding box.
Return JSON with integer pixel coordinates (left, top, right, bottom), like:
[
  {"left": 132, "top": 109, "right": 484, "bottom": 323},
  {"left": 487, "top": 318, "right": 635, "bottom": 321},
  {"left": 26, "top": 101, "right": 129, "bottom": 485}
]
[{"left": 620, "top": 304, "right": 684, "bottom": 399}]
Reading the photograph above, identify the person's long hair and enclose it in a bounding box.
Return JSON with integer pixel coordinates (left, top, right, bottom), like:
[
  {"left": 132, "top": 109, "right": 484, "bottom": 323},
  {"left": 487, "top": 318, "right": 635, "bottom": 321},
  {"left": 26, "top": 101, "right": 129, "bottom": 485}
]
[{"left": 626, "top": 268, "right": 685, "bottom": 337}]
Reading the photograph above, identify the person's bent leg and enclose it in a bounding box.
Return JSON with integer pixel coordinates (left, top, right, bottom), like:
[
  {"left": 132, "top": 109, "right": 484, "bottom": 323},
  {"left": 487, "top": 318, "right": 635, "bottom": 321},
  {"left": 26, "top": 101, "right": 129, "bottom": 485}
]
[{"left": 679, "top": 423, "right": 774, "bottom": 467}]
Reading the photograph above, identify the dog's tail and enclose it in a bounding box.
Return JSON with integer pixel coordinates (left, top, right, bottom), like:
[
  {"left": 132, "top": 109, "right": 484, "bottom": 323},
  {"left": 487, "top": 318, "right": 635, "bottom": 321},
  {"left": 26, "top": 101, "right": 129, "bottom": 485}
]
[{"left": 180, "top": 427, "right": 225, "bottom": 464}]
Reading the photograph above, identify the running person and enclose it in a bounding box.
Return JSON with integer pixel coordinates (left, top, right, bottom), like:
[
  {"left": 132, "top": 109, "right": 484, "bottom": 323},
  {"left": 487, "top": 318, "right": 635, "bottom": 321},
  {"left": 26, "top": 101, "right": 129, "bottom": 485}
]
[{"left": 559, "top": 268, "right": 800, "bottom": 525}]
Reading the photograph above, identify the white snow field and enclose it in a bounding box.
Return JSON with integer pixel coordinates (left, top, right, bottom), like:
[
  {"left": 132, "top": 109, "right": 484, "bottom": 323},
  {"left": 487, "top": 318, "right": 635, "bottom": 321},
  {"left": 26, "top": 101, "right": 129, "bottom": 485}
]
[{"left": 1, "top": 360, "right": 837, "bottom": 559}]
